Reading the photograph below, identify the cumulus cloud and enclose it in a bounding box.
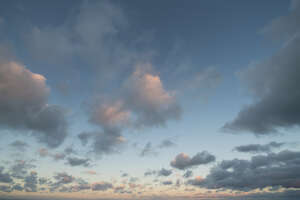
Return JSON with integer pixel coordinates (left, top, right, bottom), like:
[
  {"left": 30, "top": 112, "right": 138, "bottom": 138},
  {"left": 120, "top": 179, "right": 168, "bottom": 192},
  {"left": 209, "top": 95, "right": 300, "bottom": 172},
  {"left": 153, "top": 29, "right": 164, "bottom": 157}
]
[
  {"left": 0, "top": 167, "right": 13, "bottom": 183},
  {"left": 0, "top": 56, "right": 68, "bottom": 148},
  {"left": 170, "top": 152, "right": 216, "bottom": 170},
  {"left": 158, "top": 168, "right": 172, "bottom": 177},
  {"left": 24, "top": 171, "right": 38, "bottom": 192},
  {"left": 10, "top": 160, "right": 36, "bottom": 179},
  {"left": 183, "top": 170, "right": 193, "bottom": 178},
  {"left": 234, "top": 142, "right": 285, "bottom": 154},
  {"left": 223, "top": 3, "right": 300, "bottom": 135},
  {"left": 188, "top": 150, "right": 300, "bottom": 191},
  {"left": 144, "top": 170, "right": 157, "bottom": 177},
  {"left": 91, "top": 182, "right": 113, "bottom": 191},
  {"left": 162, "top": 180, "right": 172, "bottom": 185},
  {"left": 66, "top": 157, "right": 90, "bottom": 167},
  {"left": 88, "top": 65, "right": 181, "bottom": 155}
]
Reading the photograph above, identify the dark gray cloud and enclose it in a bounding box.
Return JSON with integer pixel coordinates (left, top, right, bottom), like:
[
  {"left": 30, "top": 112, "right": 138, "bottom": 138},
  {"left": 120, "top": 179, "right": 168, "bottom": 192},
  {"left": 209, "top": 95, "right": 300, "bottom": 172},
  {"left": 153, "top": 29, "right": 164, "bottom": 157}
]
[
  {"left": 52, "top": 153, "right": 66, "bottom": 161},
  {"left": 158, "top": 139, "right": 176, "bottom": 149},
  {"left": 144, "top": 170, "right": 157, "bottom": 177},
  {"left": 12, "top": 184, "right": 23, "bottom": 191},
  {"left": 188, "top": 150, "right": 300, "bottom": 191},
  {"left": 91, "top": 182, "right": 113, "bottom": 191},
  {"left": 0, "top": 167, "right": 13, "bottom": 183},
  {"left": 158, "top": 168, "right": 172, "bottom": 177},
  {"left": 64, "top": 146, "right": 77, "bottom": 155},
  {"left": 162, "top": 180, "right": 172, "bottom": 185},
  {"left": 66, "top": 157, "right": 90, "bottom": 167},
  {"left": 10, "top": 140, "right": 29, "bottom": 151},
  {"left": 234, "top": 142, "right": 285, "bottom": 154},
  {"left": 24, "top": 171, "right": 38, "bottom": 192},
  {"left": 0, "top": 54, "right": 68, "bottom": 148},
  {"left": 92, "top": 129, "right": 126, "bottom": 155},
  {"left": 223, "top": 3, "right": 300, "bottom": 135},
  {"left": 183, "top": 170, "right": 193, "bottom": 178},
  {"left": 140, "top": 142, "right": 158, "bottom": 157},
  {"left": 170, "top": 151, "right": 216, "bottom": 170},
  {"left": 0, "top": 185, "right": 11, "bottom": 193}
]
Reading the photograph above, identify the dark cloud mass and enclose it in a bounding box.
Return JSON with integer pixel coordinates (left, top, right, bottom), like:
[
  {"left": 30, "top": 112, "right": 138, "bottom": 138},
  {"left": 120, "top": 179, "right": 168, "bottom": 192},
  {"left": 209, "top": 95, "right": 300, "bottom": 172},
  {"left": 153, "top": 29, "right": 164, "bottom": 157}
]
[
  {"left": 189, "top": 150, "right": 300, "bottom": 191},
  {"left": 0, "top": 53, "right": 68, "bottom": 148},
  {"left": 234, "top": 142, "right": 285, "bottom": 154},
  {"left": 223, "top": 3, "right": 300, "bottom": 135},
  {"left": 91, "top": 182, "right": 113, "bottom": 191},
  {"left": 158, "top": 168, "right": 172, "bottom": 177},
  {"left": 66, "top": 157, "right": 90, "bottom": 167},
  {"left": 0, "top": 167, "right": 13, "bottom": 183},
  {"left": 171, "top": 151, "right": 216, "bottom": 170}
]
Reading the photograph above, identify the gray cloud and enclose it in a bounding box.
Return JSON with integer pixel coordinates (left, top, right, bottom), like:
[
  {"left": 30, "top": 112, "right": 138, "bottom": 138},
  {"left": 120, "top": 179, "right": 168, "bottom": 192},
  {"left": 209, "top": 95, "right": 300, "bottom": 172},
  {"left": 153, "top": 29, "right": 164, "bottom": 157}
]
[
  {"left": 140, "top": 142, "right": 158, "bottom": 157},
  {"left": 78, "top": 132, "right": 92, "bottom": 146},
  {"left": 234, "top": 142, "right": 285, "bottom": 154},
  {"left": 162, "top": 180, "right": 172, "bottom": 185},
  {"left": 171, "top": 151, "right": 216, "bottom": 170},
  {"left": 66, "top": 157, "right": 90, "bottom": 167},
  {"left": 10, "top": 140, "right": 29, "bottom": 151},
  {"left": 12, "top": 184, "right": 23, "bottom": 191},
  {"left": 188, "top": 150, "right": 300, "bottom": 191},
  {"left": 91, "top": 182, "right": 113, "bottom": 191},
  {"left": 183, "top": 170, "right": 193, "bottom": 179},
  {"left": 223, "top": 3, "right": 300, "bottom": 135},
  {"left": 158, "top": 168, "right": 172, "bottom": 177},
  {"left": 0, "top": 185, "right": 11, "bottom": 193},
  {"left": 0, "top": 55, "right": 68, "bottom": 148},
  {"left": 10, "top": 160, "right": 36, "bottom": 179},
  {"left": 158, "top": 139, "right": 176, "bottom": 149},
  {"left": 144, "top": 170, "right": 157, "bottom": 177},
  {"left": 24, "top": 171, "right": 38, "bottom": 192},
  {"left": 261, "top": 1, "right": 300, "bottom": 42},
  {"left": 0, "top": 167, "right": 13, "bottom": 183}
]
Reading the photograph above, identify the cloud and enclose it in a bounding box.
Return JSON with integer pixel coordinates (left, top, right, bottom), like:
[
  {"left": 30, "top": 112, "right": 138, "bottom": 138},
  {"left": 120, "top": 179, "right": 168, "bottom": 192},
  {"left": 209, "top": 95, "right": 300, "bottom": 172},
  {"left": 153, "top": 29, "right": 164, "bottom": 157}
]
[
  {"left": 91, "top": 182, "right": 113, "bottom": 191},
  {"left": 52, "top": 153, "right": 66, "bottom": 161},
  {"left": 84, "top": 171, "right": 97, "bottom": 175},
  {"left": 66, "top": 157, "right": 90, "bottom": 167},
  {"left": 188, "top": 150, "right": 300, "bottom": 191},
  {"left": 140, "top": 142, "right": 158, "bottom": 157},
  {"left": 88, "top": 65, "right": 181, "bottom": 155},
  {"left": 10, "top": 160, "right": 36, "bottom": 179},
  {"left": 24, "top": 171, "right": 38, "bottom": 192},
  {"left": 170, "top": 152, "right": 216, "bottom": 170},
  {"left": 183, "top": 170, "right": 193, "bottom": 178},
  {"left": 0, "top": 56, "right": 68, "bottom": 148},
  {"left": 11, "top": 184, "right": 23, "bottom": 191},
  {"left": 158, "top": 139, "right": 176, "bottom": 149},
  {"left": 10, "top": 140, "right": 29, "bottom": 151},
  {"left": 0, "top": 185, "right": 11, "bottom": 193},
  {"left": 78, "top": 132, "right": 92, "bottom": 146},
  {"left": 234, "top": 142, "right": 285, "bottom": 154},
  {"left": 158, "top": 168, "right": 172, "bottom": 177},
  {"left": 261, "top": 1, "right": 300, "bottom": 42},
  {"left": 223, "top": 4, "right": 300, "bottom": 135},
  {"left": 0, "top": 167, "right": 13, "bottom": 183},
  {"left": 162, "top": 180, "right": 172, "bottom": 185},
  {"left": 144, "top": 170, "right": 157, "bottom": 177},
  {"left": 38, "top": 148, "right": 49, "bottom": 157}
]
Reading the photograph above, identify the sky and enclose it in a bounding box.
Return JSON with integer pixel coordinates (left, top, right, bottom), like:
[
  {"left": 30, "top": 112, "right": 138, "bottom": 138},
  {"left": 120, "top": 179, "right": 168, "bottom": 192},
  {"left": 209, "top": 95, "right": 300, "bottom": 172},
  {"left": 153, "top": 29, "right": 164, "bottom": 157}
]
[{"left": 0, "top": 0, "right": 300, "bottom": 199}]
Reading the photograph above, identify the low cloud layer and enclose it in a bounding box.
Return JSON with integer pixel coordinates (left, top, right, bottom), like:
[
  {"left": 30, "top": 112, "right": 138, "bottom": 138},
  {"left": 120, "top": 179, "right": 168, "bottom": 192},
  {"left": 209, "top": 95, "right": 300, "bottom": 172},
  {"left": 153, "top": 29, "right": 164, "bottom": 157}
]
[
  {"left": 189, "top": 150, "right": 300, "bottom": 191},
  {"left": 234, "top": 142, "right": 285, "bottom": 154},
  {"left": 170, "top": 151, "right": 216, "bottom": 170}
]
